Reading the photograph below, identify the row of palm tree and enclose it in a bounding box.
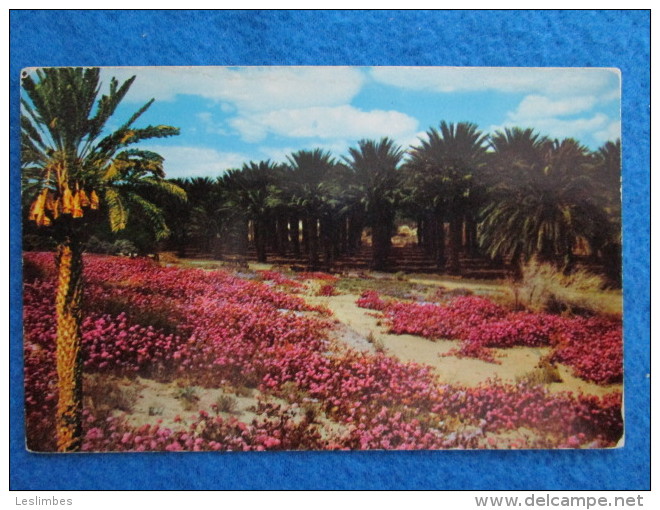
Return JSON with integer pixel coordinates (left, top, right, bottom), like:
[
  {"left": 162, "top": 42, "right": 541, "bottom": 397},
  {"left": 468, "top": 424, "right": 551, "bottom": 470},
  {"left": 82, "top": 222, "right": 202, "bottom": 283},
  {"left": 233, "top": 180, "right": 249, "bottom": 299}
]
[
  {"left": 161, "top": 126, "right": 620, "bottom": 278},
  {"left": 163, "top": 140, "right": 406, "bottom": 271}
]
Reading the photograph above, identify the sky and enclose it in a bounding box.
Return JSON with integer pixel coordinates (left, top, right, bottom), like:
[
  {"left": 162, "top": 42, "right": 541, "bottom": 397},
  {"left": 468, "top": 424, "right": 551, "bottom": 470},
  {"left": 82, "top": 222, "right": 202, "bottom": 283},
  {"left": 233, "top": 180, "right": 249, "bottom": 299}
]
[{"left": 93, "top": 66, "right": 621, "bottom": 180}]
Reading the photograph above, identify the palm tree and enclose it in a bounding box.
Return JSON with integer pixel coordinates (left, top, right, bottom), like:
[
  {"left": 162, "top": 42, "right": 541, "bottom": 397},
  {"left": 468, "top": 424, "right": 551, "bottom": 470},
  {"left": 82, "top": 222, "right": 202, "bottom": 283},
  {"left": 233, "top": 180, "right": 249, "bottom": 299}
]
[
  {"left": 487, "top": 127, "right": 550, "bottom": 174},
  {"left": 179, "top": 177, "right": 227, "bottom": 259},
  {"left": 479, "top": 135, "right": 609, "bottom": 272},
  {"left": 594, "top": 138, "right": 622, "bottom": 217},
  {"left": 285, "top": 149, "right": 337, "bottom": 269},
  {"left": 407, "top": 122, "right": 489, "bottom": 273},
  {"left": 344, "top": 138, "right": 404, "bottom": 271},
  {"left": 593, "top": 138, "right": 622, "bottom": 285},
  {"left": 221, "top": 161, "right": 280, "bottom": 263},
  {"left": 480, "top": 127, "right": 551, "bottom": 267},
  {"left": 21, "top": 68, "right": 183, "bottom": 451}
]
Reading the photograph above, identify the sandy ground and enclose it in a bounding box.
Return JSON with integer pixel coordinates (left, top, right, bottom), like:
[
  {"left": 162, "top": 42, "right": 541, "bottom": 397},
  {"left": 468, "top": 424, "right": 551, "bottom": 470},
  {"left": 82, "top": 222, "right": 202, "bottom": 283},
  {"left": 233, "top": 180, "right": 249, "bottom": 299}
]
[
  {"left": 110, "top": 377, "right": 347, "bottom": 437},
  {"left": 100, "top": 260, "right": 621, "bottom": 434},
  {"left": 113, "top": 378, "right": 267, "bottom": 430},
  {"left": 308, "top": 292, "right": 622, "bottom": 398}
]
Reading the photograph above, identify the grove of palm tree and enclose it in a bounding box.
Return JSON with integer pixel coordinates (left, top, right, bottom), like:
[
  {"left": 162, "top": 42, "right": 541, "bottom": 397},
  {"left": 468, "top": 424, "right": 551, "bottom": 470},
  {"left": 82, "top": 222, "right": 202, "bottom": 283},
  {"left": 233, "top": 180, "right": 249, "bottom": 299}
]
[{"left": 141, "top": 126, "right": 621, "bottom": 286}]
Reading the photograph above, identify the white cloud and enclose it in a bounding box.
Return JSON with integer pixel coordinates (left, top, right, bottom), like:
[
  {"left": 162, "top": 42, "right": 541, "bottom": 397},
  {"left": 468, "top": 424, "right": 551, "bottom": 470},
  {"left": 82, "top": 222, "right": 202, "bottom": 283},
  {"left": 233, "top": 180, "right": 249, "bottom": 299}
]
[
  {"left": 400, "top": 131, "right": 429, "bottom": 150},
  {"left": 258, "top": 141, "right": 351, "bottom": 164},
  {"left": 594, "top": 120, "right": 622, "bottom": 143},
  {"left": 508, "top": 95, "right": 598, "bottom": 122},
  {"left": 370, "top": 67, "right": 620, "bottom": 98},
  {"left": 257, "top": 146, "right": 300, "bottom": 164},
  {"left": 491, "top": 89, "right": 620, "bottom": 144},
  {"left": 230, "top": 105, "right": 419, "bottom": 143},
  {"left": 491, "top": 113, "right": 613, "bottom": 142},
  {"left": 101, "top": 66, "right": 366, "bottom": 112},
  {"left": 195, "top": 112, "right": 228, "bottom": 135},
  {"left": 259, "top": 133, "right": 429, "bottom": 165},
  {"left": 141, "top": 144, "right": 249, "bottom": 179}
]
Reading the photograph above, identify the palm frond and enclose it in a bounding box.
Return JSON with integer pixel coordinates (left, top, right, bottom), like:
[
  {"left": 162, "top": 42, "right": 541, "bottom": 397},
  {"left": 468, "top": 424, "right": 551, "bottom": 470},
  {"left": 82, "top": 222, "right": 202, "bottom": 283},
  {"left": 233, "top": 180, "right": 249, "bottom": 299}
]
[{"left": 104, "top": 187, "right": 129, "bottom": 233}]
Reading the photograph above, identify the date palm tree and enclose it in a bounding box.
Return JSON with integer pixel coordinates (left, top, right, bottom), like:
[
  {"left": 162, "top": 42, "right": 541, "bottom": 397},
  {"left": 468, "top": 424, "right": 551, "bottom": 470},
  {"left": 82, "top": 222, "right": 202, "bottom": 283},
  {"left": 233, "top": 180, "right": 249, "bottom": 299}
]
[
  {"left": 344, "top": 138, "right": 404, "bottom": 271},
  {"left": 221, "top": 161, "right": 281, "bottom": 263},
  {"left": 407, "top": 122, "right": 489, "bottom": 273},
  {"left": 594, "top": 138, "right": 622, "bottom": 219},
  {"left": 285, "top": 149, "right": 338, "bottom": 269},
  {"left": 479, "top": 135, "right": 608, "bottom": 272},
  {"left": 21, "top": 67, "right": 183, "bottom": 451},
  {"left": 593, "top": 138, "right": 622, "bottom": 285}
]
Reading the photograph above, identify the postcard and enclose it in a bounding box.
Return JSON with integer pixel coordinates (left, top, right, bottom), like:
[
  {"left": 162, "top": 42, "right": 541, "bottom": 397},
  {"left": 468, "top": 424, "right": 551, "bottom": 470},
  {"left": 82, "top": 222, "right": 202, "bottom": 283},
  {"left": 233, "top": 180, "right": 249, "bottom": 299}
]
[{"left": 21, "top": 66, "right": 622, "bottom": 452}]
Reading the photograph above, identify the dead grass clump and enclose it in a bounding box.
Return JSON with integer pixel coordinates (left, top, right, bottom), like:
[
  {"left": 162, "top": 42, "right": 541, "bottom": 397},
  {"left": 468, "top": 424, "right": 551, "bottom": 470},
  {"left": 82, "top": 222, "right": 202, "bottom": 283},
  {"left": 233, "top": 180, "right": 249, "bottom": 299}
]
[
  {"left": 430, "top": 286, "right": 474, "bottom": 302},
  {"left": 213, "top": 394, "right": 238, "bottom": 414},
  {"left": 301, "top": 401, "right": 321, "bottom": 423},
  {"left": 394, "top": 271, "right": 408, "bottom": 281},
  {"left": 366, "top": 331, "right": 386, "bottom": 353},
  {"left": 232, "top": 385, "right": 253, "bottom": 398},
  {"left": 173, "top": 385, "right": 200, "bottom": 411},
  {"left": 509, "top": 259, "right": 612, "bottom": 316},
  {"left": 157, "top": 252, "right": 180, "bottom": 264},
  {"left": 515, "top": 356, "right": 563, "bottom": 386},
  {"left": 84, "top": 374, "right": 140, "bottom": 419},
  {"left": 148, "top": 405, "right": 164, "bottom": 416}
]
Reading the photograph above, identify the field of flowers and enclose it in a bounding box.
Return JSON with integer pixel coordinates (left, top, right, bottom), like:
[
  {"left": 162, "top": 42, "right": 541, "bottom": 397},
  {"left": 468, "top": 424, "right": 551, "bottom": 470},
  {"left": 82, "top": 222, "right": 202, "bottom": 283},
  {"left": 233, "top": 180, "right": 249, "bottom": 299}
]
[
  {"left": 356, "top": 291, "right": 623, "bottom": 384},
  {"left": 23, "top": 254, "right": 623, "bottom": 451}
]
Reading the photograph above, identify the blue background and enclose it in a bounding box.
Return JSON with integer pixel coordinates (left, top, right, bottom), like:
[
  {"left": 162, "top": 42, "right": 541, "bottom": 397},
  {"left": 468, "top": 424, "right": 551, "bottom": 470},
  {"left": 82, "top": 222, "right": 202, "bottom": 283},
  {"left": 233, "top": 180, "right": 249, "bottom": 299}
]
[{"left": 9, "top": 10, "right": 650, "bottom": 490}]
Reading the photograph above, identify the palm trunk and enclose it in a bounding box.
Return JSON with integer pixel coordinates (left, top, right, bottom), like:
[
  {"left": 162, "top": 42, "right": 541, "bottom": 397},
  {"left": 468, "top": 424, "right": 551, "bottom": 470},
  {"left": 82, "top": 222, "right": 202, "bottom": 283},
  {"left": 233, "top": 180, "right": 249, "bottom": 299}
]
[
  {"left": 289, "top": 214, "right": 301, "bottom": 258},
  {"left": 371, "top": 211, "right": 393, "bottom": 271},
  {"left": 320, "top": 218, "right": 332, "bottom": 270},
  {"left": 447, "top": 215, "right": 462, "bottom": 275},
  {"left": 54, "top": 239, "right": 84, "bottom": 452},
  {"left": 510, "top": 242, "right": 524, "bottom": 280},
  {"left": 237, "top": 217, "right": 249, "bottom": 257},
  {"left": 211, "top": 234, "right": 223, "bottom": 260},
  {"left": 307, "top": 216, "right": 319, "bottom": 269},
  {"left": 338, "top": 217, "right": 348, "bottom": 256},
  {"left": 301, "top": 217, "right": 310, "bottom": 259},
  {"left": 276, "top": 214, "right": 288, "bottom": 256},
  {"left": 434, "top": 212, "right": 446, "bottom": 271},
  {"left": 255, "top": 218, "right": 268, "bottom": 263},
  {"left": 348, "top": 211, "right": 364, "bottom": 255}
]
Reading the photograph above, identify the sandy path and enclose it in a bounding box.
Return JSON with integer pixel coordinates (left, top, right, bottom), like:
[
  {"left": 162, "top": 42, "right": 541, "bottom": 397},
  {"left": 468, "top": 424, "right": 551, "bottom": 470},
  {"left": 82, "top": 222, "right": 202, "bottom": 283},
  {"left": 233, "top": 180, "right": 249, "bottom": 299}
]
[{"left": 308, "top": 293, "right": 622, "bottom": 397}]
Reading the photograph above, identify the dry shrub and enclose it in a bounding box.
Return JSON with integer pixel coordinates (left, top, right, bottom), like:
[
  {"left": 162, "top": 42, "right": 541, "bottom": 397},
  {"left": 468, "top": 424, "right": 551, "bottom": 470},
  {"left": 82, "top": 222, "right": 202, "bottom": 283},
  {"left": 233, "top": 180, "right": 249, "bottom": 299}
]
[
  {"left": 394, "top": 271, "right": 408, "bottom": 282},
  {"left": 214, "top": 394, "right": 238, "bottom": 414},
  {"left": 516, "top": 356, "right": 563, "bottom": 386},
  {"left": 232, "top": 385, "right": 253, "bottom": 398},
  {"left": 84, "top": 373, "right": 139, "bottom": 419},
  {"left": 431, "top": 286, "right": 474, "bottom": 301},
  {"left": 174, "top": 386, "right": 199, "bottom": 411},
  {"left": 157, "top": 252, "right": 180, "bottom": 264},
  {"left": 509, "top": 259, "right": 609, "bottom": 316},
  {"left": 366, "top": 331, "right": 386, "bottom": 353},
  {"left": 86, "top": 291, "right": 183, "bottom": 336}
]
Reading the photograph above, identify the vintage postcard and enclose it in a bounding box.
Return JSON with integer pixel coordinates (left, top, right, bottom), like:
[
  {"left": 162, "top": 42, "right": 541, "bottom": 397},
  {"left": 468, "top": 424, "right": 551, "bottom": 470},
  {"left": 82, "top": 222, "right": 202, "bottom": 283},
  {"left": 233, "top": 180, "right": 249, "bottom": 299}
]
[{"left": 21, "top": 66, "right": 622, "bottom": 452}]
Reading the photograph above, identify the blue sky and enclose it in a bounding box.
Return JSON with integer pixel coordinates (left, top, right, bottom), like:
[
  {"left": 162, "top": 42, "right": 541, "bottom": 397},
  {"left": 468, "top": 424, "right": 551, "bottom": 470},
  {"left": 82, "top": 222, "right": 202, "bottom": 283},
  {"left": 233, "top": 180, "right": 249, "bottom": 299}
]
[{"left": 98, "top": 66, "right": 621, "bottom": 180}]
